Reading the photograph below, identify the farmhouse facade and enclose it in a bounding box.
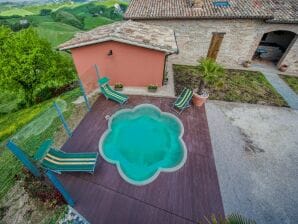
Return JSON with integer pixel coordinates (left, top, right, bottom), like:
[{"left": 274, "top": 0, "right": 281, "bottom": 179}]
[{"left": 124, "top": 0, "right": 298, "bottom": 75}]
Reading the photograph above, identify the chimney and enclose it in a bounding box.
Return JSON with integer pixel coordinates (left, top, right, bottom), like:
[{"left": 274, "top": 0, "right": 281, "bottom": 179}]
[{"left": 190, "top": 0, "right": 204, "bottom": 8}]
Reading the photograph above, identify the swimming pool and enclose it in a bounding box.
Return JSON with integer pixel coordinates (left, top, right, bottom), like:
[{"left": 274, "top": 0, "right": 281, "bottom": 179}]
[{"left": 99, "top": 104, "right": 187, "bottom": 186}]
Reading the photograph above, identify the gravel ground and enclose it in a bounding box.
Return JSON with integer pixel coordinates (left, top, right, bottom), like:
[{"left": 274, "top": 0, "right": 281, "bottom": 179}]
[{"left": 205, "top": 101, "right": 298, "bottom": 224}]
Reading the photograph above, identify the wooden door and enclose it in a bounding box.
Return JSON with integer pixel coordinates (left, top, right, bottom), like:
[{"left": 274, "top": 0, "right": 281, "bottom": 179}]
[{"left": 207, "top": 32, "right": 225, "bottom": 60}]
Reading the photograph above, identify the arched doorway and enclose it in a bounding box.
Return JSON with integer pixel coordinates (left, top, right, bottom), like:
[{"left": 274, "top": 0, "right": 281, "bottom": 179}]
[{"left": 252, "top": 30, "right": 297, "bottom": 67}]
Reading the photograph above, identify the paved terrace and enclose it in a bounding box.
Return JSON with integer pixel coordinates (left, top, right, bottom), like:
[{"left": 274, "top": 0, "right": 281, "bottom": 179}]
[{"left": 58, "top": 95, "right": 224, "bottom": 224}]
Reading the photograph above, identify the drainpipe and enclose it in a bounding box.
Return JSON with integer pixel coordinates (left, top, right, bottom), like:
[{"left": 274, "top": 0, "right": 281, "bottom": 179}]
[{"left": 162, "top": 31, "right": 179, "bottom": 86}]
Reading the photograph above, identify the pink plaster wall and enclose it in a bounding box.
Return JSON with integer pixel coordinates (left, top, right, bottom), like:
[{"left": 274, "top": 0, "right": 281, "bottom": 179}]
[{"left": 70, "top": 41, "right": 166, "bottom": 93}]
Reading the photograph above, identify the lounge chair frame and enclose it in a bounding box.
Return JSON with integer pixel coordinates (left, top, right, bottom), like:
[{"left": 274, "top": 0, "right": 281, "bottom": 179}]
[
  {"left": 171, "top": 88, "right": 193, "bottom": 115},
  {"left": 34, "top": 139, "right": 99, "bottom": 174},
  {"left": 98, "top": 77, "right": 128, "bottom": 105}
]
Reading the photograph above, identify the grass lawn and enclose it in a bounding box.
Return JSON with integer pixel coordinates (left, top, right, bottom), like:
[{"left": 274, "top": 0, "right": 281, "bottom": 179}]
[
  {"left": 280, "top": 75, "right": 298, "bottom": 94},
  {"left": 0, "top": 91, "right": 22, "bottom": 115},
  {"left": 173, "top": 64, "right": 287, "bottom": 107},
  {"left": 0, "top": 88, "right": 81, "bottom": 200}
]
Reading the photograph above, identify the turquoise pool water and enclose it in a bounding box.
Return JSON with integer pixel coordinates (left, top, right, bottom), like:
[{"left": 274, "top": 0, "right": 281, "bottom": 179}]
[{"left": 99, "top": 104, "right": 187, "bottom": 186}]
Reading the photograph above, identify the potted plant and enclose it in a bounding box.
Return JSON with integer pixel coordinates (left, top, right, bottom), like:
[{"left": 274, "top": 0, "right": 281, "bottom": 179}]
[
  {"left": 279, "top": 64, "right": 288, "bottom": 72},
  {"left": 243, "top": 60, "right": 252, "bottom": 68},
  {"left": 148, "top": 84, "right": 158, "bottom": 93},
  {"left": 114, "top": 83, "right": 123, "bottom": 91},
  {"left": 192, "top": 57, "right": 224, "bottom": 107}
]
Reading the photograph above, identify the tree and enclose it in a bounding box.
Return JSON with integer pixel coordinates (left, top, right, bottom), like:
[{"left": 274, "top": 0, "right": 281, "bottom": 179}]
[
  {"left": 195, "top": 57, "right": 225, "bottom": 95},
  {"left": 0, "top": 27, "right": 76, "bottom": 106},
  {"left": 39, "top": 9, "right": 52, "bottom": 16}
]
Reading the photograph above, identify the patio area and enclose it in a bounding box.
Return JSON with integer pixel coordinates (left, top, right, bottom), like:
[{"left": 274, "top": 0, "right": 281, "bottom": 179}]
[{"left": 58, "top": 95, "right": 224, "bottom": 224}]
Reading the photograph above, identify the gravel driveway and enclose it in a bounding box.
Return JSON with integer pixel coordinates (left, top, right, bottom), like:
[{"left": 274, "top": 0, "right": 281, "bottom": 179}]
[{"left": 206, "top": 101, "right": 298, "bottom": 224}]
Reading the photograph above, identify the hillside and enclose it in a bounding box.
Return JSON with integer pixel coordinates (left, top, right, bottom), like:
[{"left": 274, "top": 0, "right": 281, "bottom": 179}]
[
  {"left": 0, "top": 8, "right": 33, "bottom": 16},
  {"left": 0, "top": 0, "right": 127, "bottom": 114},
  {"left": 0, "top": 0, "right": 128, "bottom": 47}
]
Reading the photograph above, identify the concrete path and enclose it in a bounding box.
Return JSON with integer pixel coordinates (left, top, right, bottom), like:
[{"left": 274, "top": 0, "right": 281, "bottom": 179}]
[
  {"left": 206, "top": 101, "right": 298, "bottom": 224},
  {"left": 252, "top": 64, "right": 298, "bottom": 110}
]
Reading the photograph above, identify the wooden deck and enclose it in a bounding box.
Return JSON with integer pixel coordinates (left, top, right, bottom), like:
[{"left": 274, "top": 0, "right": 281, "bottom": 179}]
[{"left": 58, "top": 95, "right": 224, "bottom": 224}]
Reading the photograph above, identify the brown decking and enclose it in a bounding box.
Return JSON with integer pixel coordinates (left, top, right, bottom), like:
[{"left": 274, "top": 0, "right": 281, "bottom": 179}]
[{"left": 58, "top": 95, "right": 224, "bottom": 224}]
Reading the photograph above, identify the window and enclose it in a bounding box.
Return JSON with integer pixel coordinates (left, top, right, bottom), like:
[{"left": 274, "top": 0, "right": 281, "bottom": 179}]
[{"left": 213, "top": 1, "right": 230, "bottom": 7}]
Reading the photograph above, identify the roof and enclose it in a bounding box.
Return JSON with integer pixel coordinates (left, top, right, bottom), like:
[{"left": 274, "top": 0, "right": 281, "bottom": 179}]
[
  {"left": 265, "top": 0, "right": 298, "bottom": 24},
  {"left": 124, "top": 0, "right": 298, "bottom": 24},
  {"left": 58, "top": 20, "right": 178, "bottom": 53}
]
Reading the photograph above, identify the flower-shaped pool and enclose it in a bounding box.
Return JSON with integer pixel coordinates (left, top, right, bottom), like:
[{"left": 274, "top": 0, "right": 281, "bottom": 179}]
[{"left": 99, "top": 104, "right": 187, "bottom": 185}]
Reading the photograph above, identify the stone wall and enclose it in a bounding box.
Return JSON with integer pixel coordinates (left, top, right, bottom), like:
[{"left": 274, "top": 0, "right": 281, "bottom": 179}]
[{"left": 136, "top": 19, "right": 298, "bottom": 75}]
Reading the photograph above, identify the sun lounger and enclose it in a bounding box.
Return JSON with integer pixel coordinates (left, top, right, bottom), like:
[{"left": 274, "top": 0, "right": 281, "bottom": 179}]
[
  {"left": 98, "top": 77, "right": 128, "bottom": 105},
  {"left": 172, "top": 88, "right": 193, "bottom": 114},
  {"left": 34, "top": 139, "right": 98, "bottom": 174}
]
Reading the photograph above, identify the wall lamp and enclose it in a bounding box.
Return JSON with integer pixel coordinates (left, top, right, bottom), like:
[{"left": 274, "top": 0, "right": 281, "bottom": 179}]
[{"left": 107, "top": 50, "right": 113, "bottom": 56}]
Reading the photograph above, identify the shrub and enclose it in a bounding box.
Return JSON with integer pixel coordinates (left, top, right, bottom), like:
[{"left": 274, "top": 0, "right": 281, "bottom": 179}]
[
  {"left": 34, "top": 81, "right": 79, "bottom": 103},
  {"left": 39, "top": 9, "right": 52, "bottom": 16},
  {"left": 0, "top": 206, "right": 9, "bottom": 220},
  {"left": 10, "top": 21, "right": 30, "bottom": 32},
  {"left": 199, "top": 213, "right": 256, "bottom": 224},
  {"left": 148, "top": 84, "right": 158, "bottom": 92},
  {"left": 17, "top": 168, "right": 65, "bottom": 209},
  {"left": 0, "top": 15, "right": 21, "bottom": 19},
  {"left": 114, "top": 83, "right": 123, "bottom": 88}
]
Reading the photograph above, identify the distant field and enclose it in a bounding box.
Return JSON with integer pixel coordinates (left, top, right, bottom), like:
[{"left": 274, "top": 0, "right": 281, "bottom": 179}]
[
  {"left": 23, "top": 2, "right": 81, "bottom": 14},
  {"left": 0, "top": 0, "right": 127, "bottom": 17},
  {"left": 35, "top": 22, "right": 80, "bottom": 47},
  {"left": 25, "top": 15, "right": 54, "bottom": 25},
  {"left": 95, "top": 0, "right": 127, "bottom": 7},
  {"left": 0, "top": 0, "right": 128, "bottom": 53},
  {"left": 0, "top": 8, "right": 33, "bottom": 16},
  {"left": 84, "top": 16, "right": 114, "bottom": 30}
]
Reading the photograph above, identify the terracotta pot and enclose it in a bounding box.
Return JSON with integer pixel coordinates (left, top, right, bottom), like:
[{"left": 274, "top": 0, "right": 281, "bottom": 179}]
[
  {"left": 148, "top": 88, "right": 157, "bottom": 93},
  {"left": 114, "top": 87, "right": 123, "bottom": 91},
  {"left": 279, "top": 65, "right": 288, "bottom": 72},
  {"left": 192, "top": 92, "right": 209, "bottom": 107}
]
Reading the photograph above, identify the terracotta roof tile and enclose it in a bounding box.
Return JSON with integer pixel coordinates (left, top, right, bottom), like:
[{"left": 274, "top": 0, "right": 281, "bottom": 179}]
[
  {"left": 58, "top": 20, "right": 178, "bottom": 53},
  {"left": 266, "top": 0, "right": 297, "bottom": 23},
  {"left": 124, "top": 0, "right": 297, "bottom": 24}
]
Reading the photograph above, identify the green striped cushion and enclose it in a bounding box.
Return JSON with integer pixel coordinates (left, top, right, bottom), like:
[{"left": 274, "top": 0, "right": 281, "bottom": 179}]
[
  {"left": 175, "top": 88, "right": 193, "bottom": 109},
  {"left": 41, "top": 148, "right": 98, "bottom": 172},
  {"left": 101, "top": 84, "right": 128, "bottom": 103}
]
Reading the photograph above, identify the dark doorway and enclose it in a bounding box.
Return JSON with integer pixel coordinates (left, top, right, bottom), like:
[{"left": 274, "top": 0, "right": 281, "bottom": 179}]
[{"left": 253, "top": 30, "right": 296, "bottom": 65}]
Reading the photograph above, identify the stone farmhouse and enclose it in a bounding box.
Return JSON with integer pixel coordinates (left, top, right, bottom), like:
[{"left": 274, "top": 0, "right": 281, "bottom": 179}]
[{"left": 124, "top": 0, "right": 298, "bottom": 74}]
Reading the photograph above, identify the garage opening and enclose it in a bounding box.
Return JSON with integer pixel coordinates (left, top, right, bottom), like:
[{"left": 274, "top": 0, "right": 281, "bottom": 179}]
[{"left": 252, "top": 30, "right": 296, "bottom": 66}]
